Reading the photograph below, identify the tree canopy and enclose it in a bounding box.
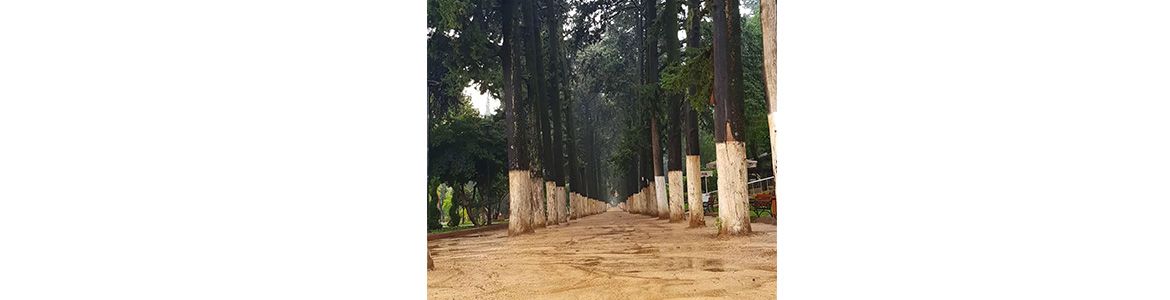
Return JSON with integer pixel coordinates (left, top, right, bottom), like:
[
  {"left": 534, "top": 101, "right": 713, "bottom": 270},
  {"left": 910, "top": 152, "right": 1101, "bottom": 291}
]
[{"left": 427, "top": 0, "right": 773, "bottom": 230}]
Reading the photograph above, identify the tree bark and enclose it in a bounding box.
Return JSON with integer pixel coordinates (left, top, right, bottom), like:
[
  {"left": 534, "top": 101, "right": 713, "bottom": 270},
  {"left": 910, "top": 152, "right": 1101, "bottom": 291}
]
[
  {"left": 652, "top": 120, "right": 667, "bottom": 219},
  {"left": 544, "top": 0, "right": 567, "bottom": 225},
  {"left": 713, "top": 0, "right": 751, "bottom": 235},
  {"left": 761, "top": 0, "right": 779, "bottom": 219},
  {"left": 522, "top": 0, "right": 549, "bottom": 229},
  {"left": 565, "top": 92, "right": 580, "bottom": 223},
  {"left": 531, "top": 175, "right": 545, "bottom": 227},
  {"left": 685, "top": 0, "right": 706, "bottom": 228},
  {"left": 641, "top": 0, "right": 667, "bottom": 220},
  {"left": 501, "top": 0, "right": 534, "bottom": 236},
  {"left": 468, "top": 185, "right": 481, "bottom": 227},
  {"left": 664, "top": 0, "right": 685, "bottom": 223}
]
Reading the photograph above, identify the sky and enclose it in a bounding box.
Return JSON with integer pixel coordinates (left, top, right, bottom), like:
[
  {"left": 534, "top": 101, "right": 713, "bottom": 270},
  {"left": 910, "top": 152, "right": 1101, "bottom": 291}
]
[{"left": 463, "top": 83, "right": 499, "bottom": 116}]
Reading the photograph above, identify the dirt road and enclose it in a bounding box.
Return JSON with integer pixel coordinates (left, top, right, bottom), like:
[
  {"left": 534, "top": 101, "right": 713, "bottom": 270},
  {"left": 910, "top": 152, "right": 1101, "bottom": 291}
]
[{"left": 427, "top": 207, "right": 777, "bottom": 299}]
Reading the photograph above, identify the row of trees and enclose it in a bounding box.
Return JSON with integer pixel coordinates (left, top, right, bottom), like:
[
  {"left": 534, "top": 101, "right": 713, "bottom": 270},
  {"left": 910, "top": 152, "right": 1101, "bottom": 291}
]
[
  {"left": 502, "top": 0, "right": 618, "bottom": 234},
  {"left": 429, "top": 0, "right": 622, "bottom": 234},
  {"left": 428, "top": 0, "right": 777, "bottom": 237},
  {"left": 597, "top": 0, "right": 776, "bottom": 236}
]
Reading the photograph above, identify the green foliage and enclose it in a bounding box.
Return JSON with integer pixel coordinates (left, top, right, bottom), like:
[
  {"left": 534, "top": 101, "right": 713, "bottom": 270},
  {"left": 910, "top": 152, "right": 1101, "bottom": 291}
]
[
  {"left": 428, "top": 0, "right": 470, "bottom": 33},
  {"left": 572, "top": 19, "right": 643, "bottom": 194},
  {"left": 440, "top": 186, "right": 453, "bottom": 215},
  {"left": 740, "top": 9, "right": 771, "bottom": 169},
  {"left": 700, "top": 127, "right": 715, "bottom": 166},
  {"left": 661, "top": 45, "right": 713, "bottom": 112},
  {"left": 428, "top": 94, "right": 507, "bottom": 230},
  {"left": 447, "top": 185, "right": 464, "bottom": 227},
  {"left": 428, "top": 0, "right": 502, "bottom": 130}
]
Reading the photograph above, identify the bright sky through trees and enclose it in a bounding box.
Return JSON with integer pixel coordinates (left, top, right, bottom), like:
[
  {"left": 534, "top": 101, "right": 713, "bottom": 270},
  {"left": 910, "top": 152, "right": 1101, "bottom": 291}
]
[{"left": 463, "top": 83, "right": 499, "bottom": 116}]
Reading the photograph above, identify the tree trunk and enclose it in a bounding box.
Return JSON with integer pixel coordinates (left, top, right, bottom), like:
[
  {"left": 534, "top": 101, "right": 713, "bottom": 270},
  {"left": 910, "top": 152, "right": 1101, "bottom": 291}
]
[
  {"left": 564, "top": 104, "right": 579, "bottom": 223},
  {"left": 501, "top": 0, "right": 533, "bottom": 236},
  {"left": 521, "top": 0, "right": 550, "bottom": 229},
  {"left": 594, "top": 124, "right": 604, "bottom": 202},
  {"left": 663, "top": 0, "right": 685, "bottom": 223},
  {"left": 642, "top": 0, "right": 667, "bottom": 220},
  {"left": 530, "top": 175, "right": 544, "bottom": 227},
  {"left": 652, "top": 119, "right": 667, "bottom": 219},
  {"left": 713, "top": 0, "right": 751, "bottom": 235},
  {"left": 761, "top": 0, "right": 779, "bottom": 218},
  {"left": 544, "top": 0, "right": 567, "bottom": 225},
  {"left": 544, "top": 180, "right": 555, "bottom": 225},
  {"left": 468, "top": 184, "right": 481, "bottom": 227},
  {"left": 685, "top": 0, "right": 706, "bottom": 228}
]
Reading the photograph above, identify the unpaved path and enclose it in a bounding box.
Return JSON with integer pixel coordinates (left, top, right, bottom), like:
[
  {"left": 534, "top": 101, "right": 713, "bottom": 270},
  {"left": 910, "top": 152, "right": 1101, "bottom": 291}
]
[{"left": 427, "top": 207, "right": 777, "bottom": 299}]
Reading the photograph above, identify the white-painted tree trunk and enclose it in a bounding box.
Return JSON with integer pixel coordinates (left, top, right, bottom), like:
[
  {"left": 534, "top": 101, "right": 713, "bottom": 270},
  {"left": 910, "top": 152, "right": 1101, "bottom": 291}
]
[
  {"left": 643, "top": 188, "right": 650, "bottom": 215},
  {"left": 585, "top": 194, "right": 590, "bottom": 216},
  {"left": 508, "top": 170, "right": 533, "bottom": 236},
  {"left": 556, "top": 185, "right": 564, "bottom": 223},
  {"left": 668, "top": 170, "right": 684, "bottom": 222},
  {"left": 646, "top": 183, "right": 658, "bottom": 217},
  {"left": 655, "top": 176, "right": 668, "bottom": 219},
  {"left": 553, "top": 186, "right": 563, "bottom": 223},
  {"left": 647, "top": 185, "right": 655, "bottom": 217},
  {"left": 762, "top": 0, "right": 779, "bottom": 220},
  {"left": 546, "top": 183, "right": 559, "bottom": 225},
  {"left": 631, "top": 191, "right": 639, "bottom": 214},
  {"left": 642, "top": 188, "right": 648, "bottom": 215},
  {"left": 568, "top": 193, "right": 575, "bottom": 220},
  {"left": 639, "top": 187, "right": 648, "bottom": 215},
  {"left": 632, "top": 191, "right": 639, "bottom": 214},
  {"left": 536, "top": 181, "right": 551, "bottom": 227},
  {"left": 559, "top": 187, "right": 568, "bottom": 222},
  {"left": 716, "top": 141, "right": 752, "bottom": 235},
  {"left": 531, "top": 177, "right": 544, "bottom": 228},
  {"left": 686, "top": 155, "right": 705, "bottom": 227},
  {"left": 569, "top": 191, "right": 577, "bottom": 220},
  {"left": 641, "top": 189, "right": 647, "bottom": 215},
  {"left": 552, "top": 187, "right": 562, "bottom": 224},
  {"left": 639, "top": 190, "right": 646, "bottom": 215},
  {"left": 631, "top": 191, "right": 641, "bottom": 214},
  {"left": 635, "top": 190, "right": 643, "bottom": 215}
]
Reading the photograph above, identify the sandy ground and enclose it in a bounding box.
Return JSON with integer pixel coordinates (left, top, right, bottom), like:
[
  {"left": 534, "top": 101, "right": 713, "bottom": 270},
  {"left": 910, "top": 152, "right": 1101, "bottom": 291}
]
[{"left": 427, "top": 207, "right": 777, "bottom": 299}]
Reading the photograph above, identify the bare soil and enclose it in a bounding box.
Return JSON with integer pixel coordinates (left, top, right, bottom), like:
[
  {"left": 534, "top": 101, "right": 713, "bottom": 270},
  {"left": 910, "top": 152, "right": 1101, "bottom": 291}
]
[{"left": 427, "top": 207, "right": 777, "bottom": 299}]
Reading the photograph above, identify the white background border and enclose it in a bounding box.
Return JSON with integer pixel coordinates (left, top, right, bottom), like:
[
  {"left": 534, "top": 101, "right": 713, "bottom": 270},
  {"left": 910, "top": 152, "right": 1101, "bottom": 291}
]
[{"left": 2, "top": 0, "right": 1168, "bottom": 299}]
